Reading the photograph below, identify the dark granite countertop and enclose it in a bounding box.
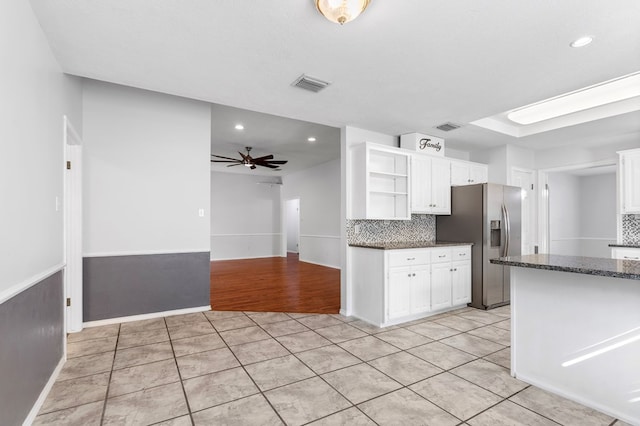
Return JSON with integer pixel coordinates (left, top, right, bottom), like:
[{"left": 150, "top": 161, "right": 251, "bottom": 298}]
[
  {"left": 490, "top": 254, "right": 640, "bottom": 280},
  {"left": 349, "top": 241, "right": 473, "bottom": 250},
  {"left": 609, "top": 244, "right": 640, "bottom": 249}
]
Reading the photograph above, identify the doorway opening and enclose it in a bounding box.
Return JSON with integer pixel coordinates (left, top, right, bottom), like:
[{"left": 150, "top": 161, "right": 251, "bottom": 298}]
[
  {"left": 538, "top": 161, "right": 617, "bottom": 257},
  {"left": 285, "top": 198, "right": 300, "bottom": 254}
]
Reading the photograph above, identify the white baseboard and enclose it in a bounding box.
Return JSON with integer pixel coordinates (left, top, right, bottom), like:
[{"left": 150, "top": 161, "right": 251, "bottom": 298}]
[
  {"left": 299, "top": 258, "right": 341, "bottom": 270},
  {"left": 210, "top": 254, "right": 280, "bottom": 261},
  {"left": 82, "top": 305, "right": 211, "bottom": 328},
  {"left": 23, "top": 356, "right": 65, "bottom": 426}
]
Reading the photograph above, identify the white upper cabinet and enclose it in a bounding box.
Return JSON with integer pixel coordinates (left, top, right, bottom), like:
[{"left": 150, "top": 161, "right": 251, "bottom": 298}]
[
  {"left": 450, "top": 159, "right": 488, "bottom": 186},
  {"left": 411, "top": 154, "right": 451, "bottom": 215},
  {"left": 350, "top": 142, "right": 411, "bottom": 220},
  {"left": 619, "top": 149, "right": 640, "bottom": 214}
]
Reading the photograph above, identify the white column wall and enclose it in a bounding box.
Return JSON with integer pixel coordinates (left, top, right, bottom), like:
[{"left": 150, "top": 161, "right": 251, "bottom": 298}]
[
  {"left": 578, "top": 173, "right": 617, "bottom": 257},
  {"left": 282, "top": 159, "right": 341, "bottom": 268},
  {"left": 82, "top": 80, "right": 211, "bottom": 256},
  {"left": 0, "top": 0, "right": 83, "bottom": 297},
  {"left": 548, "top": 172, "right": 581, "bottom": 255}
]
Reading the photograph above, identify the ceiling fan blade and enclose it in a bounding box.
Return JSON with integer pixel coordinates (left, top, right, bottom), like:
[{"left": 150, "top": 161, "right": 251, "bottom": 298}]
[
  {"left": 238, "top": 151, "right": 248, "bottom": 161},
  {"left": 256, "top": 163, "right": 279, "bottom": 169},
  {"left": 257, "top": 160, "right": 288, "bottom": 165},
  {"left": 211, "top": 160, "right": 241, "bottom": 163},
  {"left": 226, "top": 163, "right": 243, "bottom": 167},
  {"left": 252, "top": 154, "right": 274, "bottom": 161},
  {"left": 211, "top": 154, "right": 241, "bottom": 161}
]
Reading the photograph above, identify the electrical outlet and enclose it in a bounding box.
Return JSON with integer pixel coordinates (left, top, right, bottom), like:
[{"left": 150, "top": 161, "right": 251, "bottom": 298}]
[
  {"left": 354, "top": 224, "right": 361, "bottom": 234},
  {"left": 198, "top": 208, "right": 205, "bottom": 217}
]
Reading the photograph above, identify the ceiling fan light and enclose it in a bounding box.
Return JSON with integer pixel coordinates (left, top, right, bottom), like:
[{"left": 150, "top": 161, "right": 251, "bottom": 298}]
[{"left": 316, "top": 0, "right": 370, "bottom": 25}]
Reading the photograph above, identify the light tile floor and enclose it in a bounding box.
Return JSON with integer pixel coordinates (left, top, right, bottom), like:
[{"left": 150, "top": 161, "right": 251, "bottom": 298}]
[{"left": 35, "top": 306, "right": 629, "bottom": 426}]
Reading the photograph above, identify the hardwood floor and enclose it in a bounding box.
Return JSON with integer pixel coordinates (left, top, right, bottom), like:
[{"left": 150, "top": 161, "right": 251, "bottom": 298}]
[{"left": 210, "top": 253, "right": 340, "bottom": 313}]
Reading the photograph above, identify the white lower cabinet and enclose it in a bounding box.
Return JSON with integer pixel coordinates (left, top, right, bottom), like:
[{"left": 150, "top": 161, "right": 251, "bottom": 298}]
[
  {"left": 452, "top": 260, "right": 472, "bottom": 305},
  {"left": 430, "top": 263, "right": 452, "bottom": 311},
  {"left": 351, "top": 245, "right": 471, "bottom": 327},
  {"left": 388, "top": 267, "right": 412, "bottom": 319}
]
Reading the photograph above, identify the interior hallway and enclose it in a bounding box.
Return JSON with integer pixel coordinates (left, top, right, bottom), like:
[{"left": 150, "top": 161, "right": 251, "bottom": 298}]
[{"left": 210, "top": 253, "right": 340, "bottom": 314}]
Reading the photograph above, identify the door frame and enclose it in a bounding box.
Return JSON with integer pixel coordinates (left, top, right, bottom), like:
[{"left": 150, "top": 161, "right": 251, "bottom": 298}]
[
  {"left": 63, "top": 115, "right": 83, "bottom": 333},
  {"left": 537, "top": 159, "right": 618, "bottom": 254}
]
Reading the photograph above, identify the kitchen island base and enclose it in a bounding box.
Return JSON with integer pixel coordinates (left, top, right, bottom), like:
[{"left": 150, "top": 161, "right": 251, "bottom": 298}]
[{"left": 511, "top": 266, "right": 640, "bottom": 425}]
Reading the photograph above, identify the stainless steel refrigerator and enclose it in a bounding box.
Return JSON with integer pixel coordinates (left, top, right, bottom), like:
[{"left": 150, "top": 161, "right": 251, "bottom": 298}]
[{"left": 436, "top": 183, "right": 521, "bottom": 310}]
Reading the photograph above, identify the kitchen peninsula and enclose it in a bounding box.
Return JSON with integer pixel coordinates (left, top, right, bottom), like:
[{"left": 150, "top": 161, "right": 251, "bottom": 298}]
[{"left": 491, "top": 254, "right": 640, "bottom": 425}]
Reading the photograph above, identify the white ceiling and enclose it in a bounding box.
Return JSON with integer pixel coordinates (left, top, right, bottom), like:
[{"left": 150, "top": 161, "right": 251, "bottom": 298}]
[
  {"left": 30, "top": 0, "right": 640, "bottom": 156},
  {"left": 210, "top": 104, "right": 339, "bottom": 176}
]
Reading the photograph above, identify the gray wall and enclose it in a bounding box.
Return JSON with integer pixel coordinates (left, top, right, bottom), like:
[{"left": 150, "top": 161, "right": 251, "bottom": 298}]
[
  {"left": 0, "top": 272, "right": 63, "bottom": 426},
  {"left": 83, "top": 252, "right": 210, "bottom": 321}
]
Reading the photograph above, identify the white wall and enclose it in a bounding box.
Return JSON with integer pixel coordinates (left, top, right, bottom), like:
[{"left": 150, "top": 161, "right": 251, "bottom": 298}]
[
  {"left": 548, "top": 171, "right": 617, "bottom": 257},
  {"left": 535, "top": 138, "right": 639, "bottom": 170},
  {"left": 83, "top": 80, "right": 210, "bottom": 256},
  {"left": 282, "top": 159, "right": 341, "bottom": 268},
  {"left": 579, "top": 173, "right": 617, "bottom": 257},
  {"left": 210, "top": 172, "right": 281, "bottom": 260},
  {"left": 548, "top": 173, "right": 581, "bottom": 255},
  {"left": 0, "top": 0, "right": 83, "bottom": 297}
]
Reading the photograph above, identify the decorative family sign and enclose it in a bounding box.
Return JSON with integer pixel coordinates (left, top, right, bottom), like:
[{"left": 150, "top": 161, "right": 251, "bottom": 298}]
[{"left": 400, "top": 133, "right": 445, "bottom": 157}]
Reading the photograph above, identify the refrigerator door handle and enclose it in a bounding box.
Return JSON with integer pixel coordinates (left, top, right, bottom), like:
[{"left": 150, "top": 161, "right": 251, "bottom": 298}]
[{"left": 504, "top": 203, "right": 511, "bottom": 257}]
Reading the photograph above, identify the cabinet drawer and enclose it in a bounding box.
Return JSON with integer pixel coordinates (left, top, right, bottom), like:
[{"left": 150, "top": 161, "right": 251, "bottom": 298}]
[
  {"left": 451, "top": 246, "right": 471, "bottom": 261},
  {"left": 612, "top": 248, "right": 640, "bottom": 261},
  {"left": 388, "top": 249, "right": 430, "bottom": 267},
  {"left": 430, "top": 248, "right": 451, "bottom": 263}
]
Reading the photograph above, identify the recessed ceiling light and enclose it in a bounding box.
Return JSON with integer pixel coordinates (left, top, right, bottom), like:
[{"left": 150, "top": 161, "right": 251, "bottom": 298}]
[
  {"left": 507, "top": 71, "right": 640, "bottom": 125},
  {"left": 570, "top": 36, "right": 593, "bottom": 48},
  {"left": 307, "top": 137, "right": 317, "bottom": 142},
  {"left": 234, "top": 124, "right": 244, "bottom": 130}
]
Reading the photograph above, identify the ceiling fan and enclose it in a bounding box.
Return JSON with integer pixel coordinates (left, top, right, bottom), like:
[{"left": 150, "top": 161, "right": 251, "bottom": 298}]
[{"left": 211, "top": 146, "right": 288, "bottom": 170}]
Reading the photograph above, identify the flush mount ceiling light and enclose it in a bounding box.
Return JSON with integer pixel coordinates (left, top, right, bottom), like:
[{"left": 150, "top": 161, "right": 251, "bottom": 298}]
[
  {"left": 507, "top": 71, "right": 640, "bottom": 125},
  {"left": 570, "top": 36, "right": 594, "bottom": 48},
  {"left": 315, "top": 0, "right": 371, "bottom": 25}
]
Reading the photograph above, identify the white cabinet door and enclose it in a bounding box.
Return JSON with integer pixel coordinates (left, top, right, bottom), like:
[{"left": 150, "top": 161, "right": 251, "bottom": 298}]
[
  {"left": 431, "top": 263, "right": 452, "bottom": 311},
  {"left": 388, "top": 267, "right": 412, "bottom": 319},
  {"left": 431, "top": 158, "right": 451, "bottom": 214},
  {"left": 411, "top": 155, "right": 432, "bottom": 213},
  {"left": 621, "top": 151, "right": 640, "bottom": 213},
  {"left": 410, "top": 265, "right": 431, "bottom": 314},
  {"left": 469, "top": 164, "right": 488, "bottom": 184},
  {"left": 451, "top": 261, "right": 471, "bottom": 305},
  {"left": 450, "top": 161, "right": 470, "bottom": 186}
]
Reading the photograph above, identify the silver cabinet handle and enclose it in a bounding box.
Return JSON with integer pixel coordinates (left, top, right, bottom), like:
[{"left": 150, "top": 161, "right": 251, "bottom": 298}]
[
  {"left": 412, "top": 273, "right": 416, "bottom": 276},
  {"left": 438, "top": 255, "right": 446, "bottom": 258},
  {"left": 623, "top": 256, "right": 639, "bottom": 260},
  {"left": 407, "top": 274, "right": 411, "bottom": 277},
  {"left": 459, "top": 253, "right": 466, "bottom": 256},
  {"left": 407, "top": 257, "right": 415, "bottom": 260}
]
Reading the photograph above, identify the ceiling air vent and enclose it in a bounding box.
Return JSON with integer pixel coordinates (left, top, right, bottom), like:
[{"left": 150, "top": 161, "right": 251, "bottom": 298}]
[
  {"left": 292, "top": 74, "right": 331, "bottom": 93},
  {"left": 435, "top": 122, "right": 462, "bottom": 132}
]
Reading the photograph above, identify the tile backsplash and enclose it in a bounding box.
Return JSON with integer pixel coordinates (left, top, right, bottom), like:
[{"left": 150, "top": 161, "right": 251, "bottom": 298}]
[
  {"left": 347, "top": 214, "right": 435, "bottom": 245},
  {"left": 622, "top": 214, "right": 640, "bottom": 245}
]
